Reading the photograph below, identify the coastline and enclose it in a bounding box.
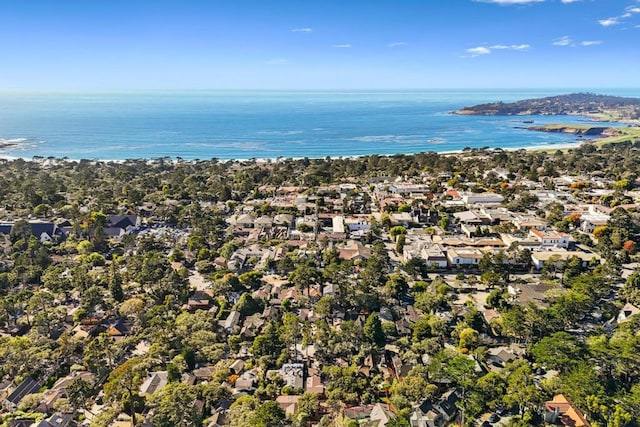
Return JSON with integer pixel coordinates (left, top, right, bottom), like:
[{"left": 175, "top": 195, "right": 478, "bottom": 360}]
[{"left": 0, "top": 139, "right": 588, "bottom": 164}]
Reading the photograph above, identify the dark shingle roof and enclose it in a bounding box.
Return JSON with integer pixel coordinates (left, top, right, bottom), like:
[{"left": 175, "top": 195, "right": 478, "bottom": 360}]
[{"left": 6, "top": 377, "right": 42, "bottom": 405}]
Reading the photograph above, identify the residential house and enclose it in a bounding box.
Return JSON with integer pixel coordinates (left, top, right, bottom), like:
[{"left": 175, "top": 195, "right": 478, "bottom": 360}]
[
  {"left": 139, "top": 371, "right": 168, "bottom": 396},
  {"left": 368, "top": 403, "right": 396, "bottom": 427},
  {"left": 420, "top": 245, "right": 448, "bottom": 269},
  {"left": 447, "top": 247, "right": 485, "bottom": 267},
  {"left": 229, "top": 359, "right": 246, "bottom": 375},
  {"left": 580, "top": 212, "right": 610, "bottom": 234},
  {"left": 410, "top": 389, "right": 460, "bottom": 427},
  {"left": 529, "top": 229, "right": 571, "bottom": 248},
  {"left": 530, "top": 250, "right": 599, "bottom": 270},
  {"left": 4, "top": 378, "right": 42, "bottom": 410},
  {"left": 338, "top": 241, "right": 371, "bottom": 262},
  {"left": 35, "top": 413, "right": 75, "bottom": 427},
  {"left": 254, "top": 215, "right": 273, "bottom": 231},
  {"left": 187, "top": 291, "right": 213, "bottom": 311},
  {"left": 305, "top": 370, "right": 325, "bottom": 395},
  {"left": 461, "top": 192, "right": 504, "bottom": 206},
  {"left": 512, "top": 215, "right": 547, "bottom": 232},
  {"left": 453, "top": 210, "right": 488, "bottom": 226},
  {"left": 234, "top": 370, "right": 258, "bottom": 393},
  {"left": 487, "top": 345, "right": 524, "bottom": 369},
  {"left": 617, "top": 302, "right": 640, "bottom": 323},
  {"left": 544, "top": 394, "right": 591, "bottom": 427},
  {"left": 280, "top": 363, "right": 304, "bottom": 389},
  {"left": 107, "top": 214, "right": 140, "bottom": 230},
  {"left": 275, "top": 395, "right": 299, "bottom": 416},
  {"left": 0, "top": 221, "right": 66, "bottom": 243},
  {"left": 227, "top": 245, "right": 265, "bottom": 271},
  {"left": 218, "top": 311, "right": 241, "bottom": 331},
  {"left": 390, "top": 212, "right": 414, "bottom": 227},
  {"left": 345, "top": 215, "right": 372, "bottom": 233}
]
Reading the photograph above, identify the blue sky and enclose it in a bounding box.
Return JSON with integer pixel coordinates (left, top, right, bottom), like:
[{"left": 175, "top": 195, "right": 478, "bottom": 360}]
[{"left": 0, "top": 0, "right": 638, "bottom": 89}]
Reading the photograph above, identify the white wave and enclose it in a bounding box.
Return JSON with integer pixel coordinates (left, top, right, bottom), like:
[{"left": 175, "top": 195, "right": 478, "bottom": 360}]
[
  {"left": 0, "top": 137, "right": 28, "bottom": 144},
  {"left": 349, "top": 134, "right": 427, "bottom": 143},
  {"left": 256, "top": 130, "right": 304, "bottom": 136},
  {"left": 183, "top": 141, "right": 267, "bottom": 150}
]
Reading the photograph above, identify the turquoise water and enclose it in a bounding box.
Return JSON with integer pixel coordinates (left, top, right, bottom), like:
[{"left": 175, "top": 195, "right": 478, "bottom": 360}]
[{"left": 0, "top": 89, "right": 637, "bottom": 160}]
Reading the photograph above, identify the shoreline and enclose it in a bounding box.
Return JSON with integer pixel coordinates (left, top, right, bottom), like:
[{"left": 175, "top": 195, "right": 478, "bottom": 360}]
[{"left": 0, "top": 139, "right": 588, "bottom": 164}]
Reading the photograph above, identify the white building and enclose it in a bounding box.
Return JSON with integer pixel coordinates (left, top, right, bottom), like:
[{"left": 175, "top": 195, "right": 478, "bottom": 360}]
[
  {"left": 447, "top": 247, "right": 485, "bottom": 266},
  {"left": 529, "top": 229, "right": 572, "bottom": 248},
  {"left": 461, "top": 192, "right": 504, "bottom": 206}
]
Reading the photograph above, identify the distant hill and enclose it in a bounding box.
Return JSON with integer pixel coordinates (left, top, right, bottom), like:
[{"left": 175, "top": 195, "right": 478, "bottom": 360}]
[{"left": 454, "top": 93, "right": 640, "bottom": 120}]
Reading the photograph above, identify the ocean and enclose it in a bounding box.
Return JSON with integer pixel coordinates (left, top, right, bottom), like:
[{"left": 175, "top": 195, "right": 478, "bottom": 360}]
[{"left": 0, "top": 89, "right": 638, "bottom": 161}]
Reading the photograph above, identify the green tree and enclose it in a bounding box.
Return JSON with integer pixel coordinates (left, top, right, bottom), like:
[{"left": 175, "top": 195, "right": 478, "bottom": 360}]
[
  {"left": 363, "top": 313, "right": 386, "bottom": 348},
  {"left": 104, "top": 357, "right": 146, "bottom": 427},
  {"left": 67, "top": 377, "right": 96, "bottom": 414},
  {"left": 531, "top": 331, "right": 584, "bottom": 371},
  {"left": 389, "top": 226, "right": 407, "bottom": 239},
  {"left": 254, "top": 400, "right": 290, "bottom": 427},
  {"left": 295, "top": 392, "right": 320, "bottom": 425},
  {"left": 503, "top": 361, "right": 542, "bottom": 419},
  {"left": 150, "top": 383, "right": 202, "bottom": 427},
  {"left": 458, "top": 327, "right": 480, "bottom": 350},
  {"left": 234, "top": 292, "right": 261, "bottom": 317}
]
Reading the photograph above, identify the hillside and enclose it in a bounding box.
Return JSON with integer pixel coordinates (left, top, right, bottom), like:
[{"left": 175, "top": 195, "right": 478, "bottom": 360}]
[{"left": 454, "top": 92, "right": 640, "bottom": 120}]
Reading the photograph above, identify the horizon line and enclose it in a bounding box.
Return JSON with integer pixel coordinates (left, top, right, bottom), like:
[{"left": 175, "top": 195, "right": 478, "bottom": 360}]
[{"left": 1, "top": 87, "right": 640, "bottom": 93}]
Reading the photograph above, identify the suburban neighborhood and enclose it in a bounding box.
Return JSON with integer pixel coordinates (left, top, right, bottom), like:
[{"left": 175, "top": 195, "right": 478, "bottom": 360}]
[{"left": 0, "top": 145, "right": 639, "bottom": 426}]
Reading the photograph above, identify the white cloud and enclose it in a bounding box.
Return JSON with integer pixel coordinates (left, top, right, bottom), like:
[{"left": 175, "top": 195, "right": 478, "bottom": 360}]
[
  {"left": 598, "top": 5, "right": 640, "bottom": 28},
  {"left": 552, "top": 36, "right": 602, "bottom": 47},
  {"left": 489, "top": 44, "right": 530, "bottom": 50},
  {"left": 332, "top": 44, "right": 352, "bottom": 48},
  {"left": 561, "top": 0, "right": 581, "bottom": 3},
  {"left": 598, "top": 17, "right": 619, "bottom": 26},
  {"left": 553, "top": 36, "right": 573, "bottom": 46},
  {"left": 387, "top": 42, "right": 407, "bottom": 48},
  {"left": 291, "top": 28, "right": 313, "bottom": 33},
  {"left": 467, "top": 46, "right": 492, "bottom": 56},
  {"left": 465, "top": 43, "right": 530, "bottom": 57}
]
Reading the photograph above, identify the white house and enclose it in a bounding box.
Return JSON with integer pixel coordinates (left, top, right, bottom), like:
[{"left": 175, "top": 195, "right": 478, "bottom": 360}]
[
  {"left": 529, "top": 229, "right": 572, "bottom": 248},
  {"left": 446, "top": 247, "right": 485, "bottom": 266},
  {"left": 461, "top": 192, "right": 504, "bottom": 206},
  {"left": 421, "top": 245, "right": 449, "bottom": 269},
  {"left": 580, "top": 213, "right": 609, "bottom": 234},
  {"left": 530, "top": 250, "right": 599, "bottom": 270},
  {"left": 345, "top": 215, "right": 371, "bottom": 232}
]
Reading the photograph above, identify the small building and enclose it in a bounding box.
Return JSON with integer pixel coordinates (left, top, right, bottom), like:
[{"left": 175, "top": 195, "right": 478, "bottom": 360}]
[
  {"left": 218, "top": 311, "right": 241, "bottom": 331},
  {"left": 139, "top": 371, "right": 168, "bottom": 396},
  {"left": 617, "top": 302, "right": 640, "bottom": 323},
  {"left": 275, "top": 395, "right": 299, "bottom": 416}
]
